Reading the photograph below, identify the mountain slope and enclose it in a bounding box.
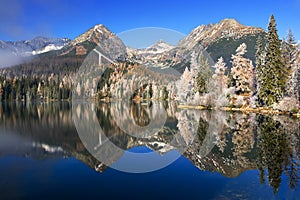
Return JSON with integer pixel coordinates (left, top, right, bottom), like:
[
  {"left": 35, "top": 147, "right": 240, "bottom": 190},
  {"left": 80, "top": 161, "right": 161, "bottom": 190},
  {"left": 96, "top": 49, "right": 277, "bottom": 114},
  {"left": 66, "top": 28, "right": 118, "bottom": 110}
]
[
  {"left": 179, "top": 18, "right": 264, "bottom": 49},
  {"left": 143, "top": 39, "right": 175, "bottom": 54},
  {"left": 60, "top": 24, "right": 127, "bottom": 61},
  {"left": 1, "top": 24, "right": 127, "bottom": 75},
  {"left": 169, "top": 19, "right": 266, "bottom": 72},
  {"left": 127, "top": 40, "right": 175, "bottom": 68},
  {"left": 0, "top": 36, "right": 70, "bottom": 67},
  {"left": 206, "top": 32, "right": 266, "bottom": 68},
  {"left": 1, "top": 18, "right": 266, "bottom": 73}
]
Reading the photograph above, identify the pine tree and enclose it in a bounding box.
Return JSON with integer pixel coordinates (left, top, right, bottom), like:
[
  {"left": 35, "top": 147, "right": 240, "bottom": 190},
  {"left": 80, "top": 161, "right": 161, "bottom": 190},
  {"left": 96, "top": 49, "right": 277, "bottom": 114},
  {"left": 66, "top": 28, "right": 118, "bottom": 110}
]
[
  {"left": 190, "top": 51, "right": 213, "bottom": 95},
  {"left": 176, "top": 67, "right": 194, "bottom": 103},
  {"left": 281, "top": 38, "right": 290, "bottom": 74},
  {"left": 231, "top": 43, "right": 254, "bottom": 95},
  {"left": 255, "top": 35, "right": 264, "bottom": 105},
  {"left": 285, "top": 29, "right": 299, "bottom": 101},
  {"left": 258, "top": 15, "right": 287, "bottom": 106},
  {"left": 212, "top": 57, "right": 228, "bottom": 95},
  {"left": 287, "top": 29, "right": 296, "bottom": 46}
]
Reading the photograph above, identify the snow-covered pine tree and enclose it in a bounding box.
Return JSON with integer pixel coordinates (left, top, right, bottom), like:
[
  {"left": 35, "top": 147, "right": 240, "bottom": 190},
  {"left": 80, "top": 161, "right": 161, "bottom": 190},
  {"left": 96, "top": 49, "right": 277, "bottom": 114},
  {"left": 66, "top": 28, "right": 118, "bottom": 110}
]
[
  {"left": 287, "top": 29, "right": 296, "bottom": 47},
  {"left": 258, "top": 15, "right": 287, "bottom": 106},
  {"left": 231, "top": 43, "right": 254, "bottom": 96},
  {"left": 175, "top": 67, "right": 194, "bottom": 103},
  {"left": 212, "top": 57, "right": 228, "bottom": 95},
  {"left": 152, "top": 81, "right": 159, "bottom": 100}
]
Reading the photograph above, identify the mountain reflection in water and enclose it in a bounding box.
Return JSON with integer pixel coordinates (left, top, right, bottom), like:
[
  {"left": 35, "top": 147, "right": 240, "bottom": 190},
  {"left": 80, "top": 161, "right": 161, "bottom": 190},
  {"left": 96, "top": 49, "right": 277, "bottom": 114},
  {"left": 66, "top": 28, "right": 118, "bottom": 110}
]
[{"left": 0, "top": 101, "right": 299, "bottom": 198}]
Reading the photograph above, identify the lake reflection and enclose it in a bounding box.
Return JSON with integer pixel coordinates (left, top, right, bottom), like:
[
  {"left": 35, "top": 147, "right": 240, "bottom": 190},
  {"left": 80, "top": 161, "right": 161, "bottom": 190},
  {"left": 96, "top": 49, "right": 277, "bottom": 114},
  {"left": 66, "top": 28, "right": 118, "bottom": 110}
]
[{"left": 0, "top": 102, "right": 299, "bottom": 199}]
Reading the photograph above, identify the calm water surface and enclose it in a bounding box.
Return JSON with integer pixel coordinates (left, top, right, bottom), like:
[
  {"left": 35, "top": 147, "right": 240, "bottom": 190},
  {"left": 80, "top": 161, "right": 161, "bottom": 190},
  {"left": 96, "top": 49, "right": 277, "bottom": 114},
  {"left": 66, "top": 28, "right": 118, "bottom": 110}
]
[{"left": 0, "top": 102, "right": 299, "bottom": 200}]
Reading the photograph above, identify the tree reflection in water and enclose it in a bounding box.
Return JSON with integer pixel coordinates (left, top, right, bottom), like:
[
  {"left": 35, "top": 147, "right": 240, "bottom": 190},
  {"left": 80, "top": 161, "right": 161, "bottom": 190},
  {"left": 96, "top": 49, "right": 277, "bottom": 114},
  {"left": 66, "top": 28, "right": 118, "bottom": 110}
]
[
  {"left": 0, "top": 102, "right": 299, "bottom": 193},
  {"left": 257, "top": 115, "right": 300, "bottom": 194}
]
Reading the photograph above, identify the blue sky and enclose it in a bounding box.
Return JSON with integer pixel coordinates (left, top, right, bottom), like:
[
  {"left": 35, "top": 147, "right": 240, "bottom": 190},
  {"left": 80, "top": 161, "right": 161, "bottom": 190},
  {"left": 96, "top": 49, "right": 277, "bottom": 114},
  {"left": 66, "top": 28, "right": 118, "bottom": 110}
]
[{"left": 0, "top": 0, "right": 299, "bottom": 41}]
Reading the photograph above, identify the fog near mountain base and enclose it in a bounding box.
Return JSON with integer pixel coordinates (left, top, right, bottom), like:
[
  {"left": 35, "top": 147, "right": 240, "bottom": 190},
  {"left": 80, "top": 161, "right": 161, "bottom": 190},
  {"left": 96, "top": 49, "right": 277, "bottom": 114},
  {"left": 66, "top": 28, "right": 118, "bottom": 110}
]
[{"left": 0, "top": 49, "right": 28, "bottom": 68}]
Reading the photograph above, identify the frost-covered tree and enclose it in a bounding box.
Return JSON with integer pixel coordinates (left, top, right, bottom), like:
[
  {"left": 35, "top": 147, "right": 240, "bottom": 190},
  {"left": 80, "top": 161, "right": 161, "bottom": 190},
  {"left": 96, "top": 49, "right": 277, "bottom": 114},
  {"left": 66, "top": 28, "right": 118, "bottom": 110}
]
[
  {"left": 230, "top": 113, "right": 255, "bottom": 165},
  {"left": 258, "top": 15, "right": 287, "bottom": 106},
  {"left": 287, "top": 29, "right": 296, "bottom": 47},
  {"left": 198, "top": 57, "right": 234, "bottom": 107},
  {"left": 231, "top": 43, "right": 254, "bottom": 95},
  {"left": 167, "top": 82, "right": 176, "bottom": 100},
  {"left": 176, "top": 67, "right": 194, "bottom": 103},
  {"left": 176, "top": 109, "right": 198, "bottom": 145},
  {"left": 212, "top": 57, "right": 228, "bottom": 95}
]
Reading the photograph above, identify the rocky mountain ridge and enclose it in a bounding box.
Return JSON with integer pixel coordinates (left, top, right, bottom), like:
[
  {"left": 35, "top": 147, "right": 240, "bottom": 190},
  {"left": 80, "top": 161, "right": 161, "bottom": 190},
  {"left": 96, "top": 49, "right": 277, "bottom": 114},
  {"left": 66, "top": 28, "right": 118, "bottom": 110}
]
[
  {"left": 0, "top": 18, "right": 267, "bottom": 71},
  {"left": 179, "top": 18, "right": 264, "bottom": 49},
  {"left": 127, "top": 18, "right": 265, "bottom": 70},
  {"left": 60, "top": 24, "right": 127, "bottom": 61}
]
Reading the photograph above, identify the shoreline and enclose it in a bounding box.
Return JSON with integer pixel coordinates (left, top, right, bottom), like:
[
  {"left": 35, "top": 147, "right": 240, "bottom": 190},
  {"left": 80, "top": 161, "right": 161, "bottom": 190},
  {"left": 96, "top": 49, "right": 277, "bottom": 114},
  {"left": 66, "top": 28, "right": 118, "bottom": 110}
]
[
  {"left": 2, "top": 99, "right": 300, "bottom": 117},
  {"left": 177, "top": 104, "right": 300, "bottom": 117}
]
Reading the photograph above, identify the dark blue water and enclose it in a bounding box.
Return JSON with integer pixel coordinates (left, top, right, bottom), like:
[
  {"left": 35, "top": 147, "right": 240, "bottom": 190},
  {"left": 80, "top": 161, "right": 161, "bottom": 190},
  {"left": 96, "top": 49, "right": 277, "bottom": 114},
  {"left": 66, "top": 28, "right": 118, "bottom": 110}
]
[
  {"left": 0, "top": 102, "right": 299, "bottom": 200},
  {"left": 1, "top": 152, "right": 298, "bottom": 200}
]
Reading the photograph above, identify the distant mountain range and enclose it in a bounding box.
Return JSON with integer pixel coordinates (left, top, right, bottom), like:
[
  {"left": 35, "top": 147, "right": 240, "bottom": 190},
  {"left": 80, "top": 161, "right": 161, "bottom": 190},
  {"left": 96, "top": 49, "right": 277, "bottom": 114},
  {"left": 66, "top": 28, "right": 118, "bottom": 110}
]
[
  {"left": 0, "top": 36, "right": 70, "bottom": 68},
  {"left": 0, "top": 36, "right": 70, "bottom": 56},
  {"left": 0, "top": 18, "right": 267, "bottom": 71}
]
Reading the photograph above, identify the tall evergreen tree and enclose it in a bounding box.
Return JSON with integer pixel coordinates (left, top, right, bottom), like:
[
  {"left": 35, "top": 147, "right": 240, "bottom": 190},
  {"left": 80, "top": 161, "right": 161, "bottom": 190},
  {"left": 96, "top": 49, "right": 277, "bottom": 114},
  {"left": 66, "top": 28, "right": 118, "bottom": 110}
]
[
  {"left": 258, "top": 15, "right": 287, "bottom": 106},
  {"left": 281, "top": 38, "right": 290, "bottom": 73},
  {"left": 285, "top": 29, "right": 299, "bottom": 101},
  {"left": 287, "top": 29, "right": 296, "bottom": 46},
  {"left": 255, "top": 36, "right": 264, "bottom": 104},
  {"left": 190, "top": 51, "right": 213, "bottom": 95}
]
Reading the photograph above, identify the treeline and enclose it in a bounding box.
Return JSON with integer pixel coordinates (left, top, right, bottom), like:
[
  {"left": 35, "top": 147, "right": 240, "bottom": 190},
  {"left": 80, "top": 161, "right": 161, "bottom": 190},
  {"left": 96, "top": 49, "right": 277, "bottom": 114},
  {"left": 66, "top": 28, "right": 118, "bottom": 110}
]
[
  {"left": 0, "top": 77, "right": 71, "bottom": 101},
  {"left": 0, "top": 54, "right": 84, "bottom": 77},
  {"left": 0, "top": 53, "right": 84, "bottom": 101},
  {"left": 0, "top": 75, "right": 72, "bottom": 101}
]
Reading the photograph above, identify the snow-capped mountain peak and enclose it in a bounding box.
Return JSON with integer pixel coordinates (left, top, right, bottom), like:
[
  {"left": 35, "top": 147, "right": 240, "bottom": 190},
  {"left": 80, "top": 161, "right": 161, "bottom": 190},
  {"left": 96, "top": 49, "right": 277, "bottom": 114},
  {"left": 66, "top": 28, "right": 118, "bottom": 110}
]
[
  {"left": 126, "top": 40, "right": 176, "bottom": 68},
  {"left": 62, "top": 23, "right": 126, "bottom": 59},
  {"left": 144, "top": 40, "right": 175, "bottom": 54},
  {"left": 70, "top": 24, "right": 115, "bottom": 46}
]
